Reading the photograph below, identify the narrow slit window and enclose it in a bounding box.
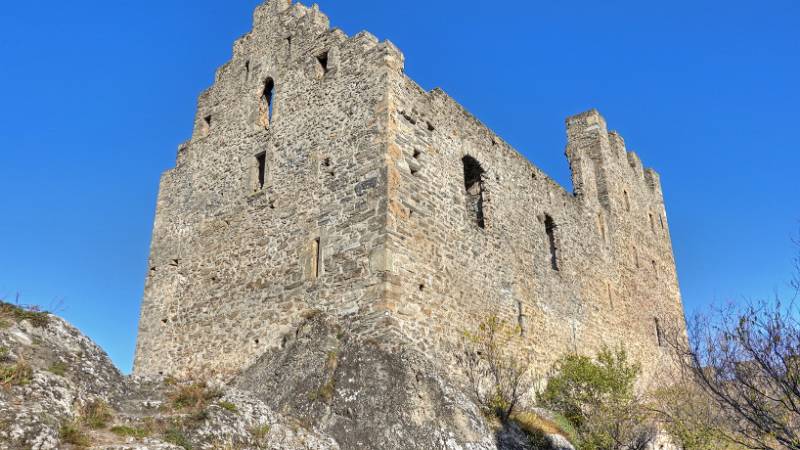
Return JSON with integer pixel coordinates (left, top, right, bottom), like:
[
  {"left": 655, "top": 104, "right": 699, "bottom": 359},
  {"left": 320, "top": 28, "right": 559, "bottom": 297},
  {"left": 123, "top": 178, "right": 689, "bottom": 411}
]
[
  {"left": 649, "top": 213, "right": 656, "bottom": 233},
  {"left": 659, "top": 214, "right": 665, "bottom": 230},
  {"left": 545, "top": 214, "right": 559, "bottom": 271},
  {"left": 312, "top": 238, "right": 321, "bottom": 279},
  {"left": 462, "top": 155, "right": 485, "bottom": 229},
  {"left": 259, "top": 77, "right": 275, "bottom": 128},
  {"left": 655, "top": 318, "right": 664, "bottom": 347},
  {"left": 255, "top": 152, "right": 267, "bottom": 191},
  {"left": 245, "top": 60, "right": 250, "bottom": 81},
  {"left": 607, "top": 282, "right": 613, "bottom": 308},
  {"left": 652, "top": 260, "right": 658, "bottom": 279},
  {"left": 316, "top": 51, "right": 329, "bottom": 77},
  {"left": 634, "top": 246, "right": 640, "bottom": 268}
]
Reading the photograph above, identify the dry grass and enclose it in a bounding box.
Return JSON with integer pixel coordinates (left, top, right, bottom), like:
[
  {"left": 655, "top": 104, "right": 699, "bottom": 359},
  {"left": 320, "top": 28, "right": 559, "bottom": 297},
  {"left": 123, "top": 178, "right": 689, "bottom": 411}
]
[
  {"left": 0, "top": 301, "right": 50, "bottom": 328},
  {"left": 169, "top": 381, "right": 222, "bottom": 412},
  {"left": 512, "top": 410, "right": 579, "bottom": 446},
  {"left": 0, "top": 358, "right": 33, "bottom": 387},
  {"left": 81, "top": 400, "right": 113, "bottom": 429}
]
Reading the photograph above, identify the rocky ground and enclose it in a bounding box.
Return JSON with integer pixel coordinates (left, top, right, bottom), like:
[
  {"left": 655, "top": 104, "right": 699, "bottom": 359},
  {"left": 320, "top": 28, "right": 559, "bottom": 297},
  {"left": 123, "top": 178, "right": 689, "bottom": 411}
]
[{"left": 0, "top": 302, "right": 574, "bottom": 450}]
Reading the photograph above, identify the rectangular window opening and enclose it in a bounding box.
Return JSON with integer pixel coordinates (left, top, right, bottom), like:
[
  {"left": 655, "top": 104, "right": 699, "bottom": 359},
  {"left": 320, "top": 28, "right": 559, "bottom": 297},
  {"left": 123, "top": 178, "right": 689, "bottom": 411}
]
[{"left": 255, "top": 152, "right": 267, "bottom": 190}]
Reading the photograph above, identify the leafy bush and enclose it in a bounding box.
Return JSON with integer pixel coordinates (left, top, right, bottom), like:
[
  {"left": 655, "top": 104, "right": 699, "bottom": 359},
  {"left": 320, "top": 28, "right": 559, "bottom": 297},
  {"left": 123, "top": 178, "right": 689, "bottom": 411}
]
[{"left": 540, "top": 347, "right": 654, "bottom": 450}]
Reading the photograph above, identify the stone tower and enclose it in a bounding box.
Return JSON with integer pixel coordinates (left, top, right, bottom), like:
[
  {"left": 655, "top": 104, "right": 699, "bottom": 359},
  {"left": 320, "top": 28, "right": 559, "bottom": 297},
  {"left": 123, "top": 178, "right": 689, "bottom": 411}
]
[{"left": 134, "top": 0, "right": 686, "bottom": 381}]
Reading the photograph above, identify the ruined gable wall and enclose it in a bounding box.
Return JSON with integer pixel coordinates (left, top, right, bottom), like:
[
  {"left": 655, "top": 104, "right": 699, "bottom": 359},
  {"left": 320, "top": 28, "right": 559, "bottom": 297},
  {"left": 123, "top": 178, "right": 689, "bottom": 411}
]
[
  {"left": 383, "top": 70, "right": 685, "bottom": 381},
  {"left": 134, "top": 0, "right": 402, "bottom": 377}
]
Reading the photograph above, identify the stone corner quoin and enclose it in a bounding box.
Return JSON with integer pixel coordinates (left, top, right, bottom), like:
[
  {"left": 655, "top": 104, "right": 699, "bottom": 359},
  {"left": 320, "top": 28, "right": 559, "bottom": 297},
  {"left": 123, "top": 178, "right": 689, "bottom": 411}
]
[{"left": 133, "top": 0, "right": 687, "bottom": 384}]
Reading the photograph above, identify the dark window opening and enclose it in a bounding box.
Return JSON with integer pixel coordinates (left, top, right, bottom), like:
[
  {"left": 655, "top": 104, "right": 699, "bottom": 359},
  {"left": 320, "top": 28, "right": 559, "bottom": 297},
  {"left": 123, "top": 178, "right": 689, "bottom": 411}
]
[
  {"left": 256, "top": 152, "right": 267, "bottom": 190},
  {"left": 316, "top": 51, "right": 329, "bottom": 76},
  {"left": 655, "top": 318, "right": 664, "bottom": 347},
  {"left": 649, "top": 213, "right": 656, "bottom": 233},
  {"left": 161, "top": 318, "right": 167, "bottom": 324},
  {"left": 259, "top": 77, "right": 275, "bottom": 128},
  {"left": 462, "top": 155, "right": 485, "bottom": 229},
  {"left": 254, "top": 339, "right": 260, "bottom": 344},
  {"left": 203, "top": 115, "right": 212, "bottom": 135},
  {"left": 545, "top": 214, "right": 559, "bottom": 271},
  {"left": 245, "top": 60, "right": 250, "bottom": 81},
  {"left": 659, "top": 214, "right": 665, "bottom": 229},
  {"left": 286, "top": 36, "right": 292, "bottom": 53},
  {"left": 419, "top": 283, "right": 425, "bottom": 292},
  {"left": 311, "top": 238, "right": 321, "bottom": 279},
  {"left": 426, "top": 121, "right": 435, "bottom": 132},
  {"left": 652, "top": 260, "right": 658, "bottom": 279}
]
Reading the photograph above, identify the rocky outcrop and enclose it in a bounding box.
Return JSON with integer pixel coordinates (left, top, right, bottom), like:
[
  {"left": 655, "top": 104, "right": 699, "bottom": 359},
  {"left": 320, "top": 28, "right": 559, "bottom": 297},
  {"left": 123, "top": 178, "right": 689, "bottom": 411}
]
[
  {"left": 0, "top": 304, "right": 337, "bottom": 450},
  {"left": 234, "top": 314, "right": 495, "bottom": 449},
  {"left": 0, "top": 303, "right": 574, "bottom": 449}
]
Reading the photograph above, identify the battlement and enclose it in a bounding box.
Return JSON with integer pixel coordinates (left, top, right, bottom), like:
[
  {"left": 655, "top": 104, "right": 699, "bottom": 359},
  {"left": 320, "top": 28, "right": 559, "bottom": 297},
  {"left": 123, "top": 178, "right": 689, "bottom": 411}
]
[{"left": 134, "top": 0, "right": 686, "bottom": 384}]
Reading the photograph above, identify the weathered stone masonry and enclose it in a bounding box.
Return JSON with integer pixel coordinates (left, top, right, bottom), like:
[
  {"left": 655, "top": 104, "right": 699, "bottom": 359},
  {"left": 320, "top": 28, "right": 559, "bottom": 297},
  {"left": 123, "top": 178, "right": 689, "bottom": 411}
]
[{"left": 134, "top": 0, "right": 686, "bottom": 382}]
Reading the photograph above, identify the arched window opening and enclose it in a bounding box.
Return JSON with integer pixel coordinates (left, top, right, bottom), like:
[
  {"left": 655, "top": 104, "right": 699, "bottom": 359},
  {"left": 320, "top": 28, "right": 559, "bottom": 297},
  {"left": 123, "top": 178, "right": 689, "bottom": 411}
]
[
  {"left": 259, "top": 77, "right": 275, "bottom": 128},
  {"left": 545, "top": 214, "right": 559, "bottom": 271},
  {"left": 462, "top": 155, "right": 485, "bottom": 229}
]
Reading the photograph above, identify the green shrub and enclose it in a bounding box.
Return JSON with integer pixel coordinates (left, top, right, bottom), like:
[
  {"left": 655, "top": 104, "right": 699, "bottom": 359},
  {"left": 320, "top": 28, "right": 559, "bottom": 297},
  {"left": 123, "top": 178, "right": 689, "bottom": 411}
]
[
  {"left": 540, "top": 346, "right": 654, "bottom": 449},
  {"left": 219, "top": 401, "right": 238, "bottom": 412},
  {"left": 59, "top": 422, "right": 91, "bottom": 447},
  {"left": 540, "top": 347, "right": 639, "bottom": 429},
  {"left": 48, "top": 361, "right": 68, "bottom": 377},
  {"left": 163, "top": 427, "right": 192, "bottom": 449},
  {"left": 110, "top": 425, "right": 150, "bottom": 439}
]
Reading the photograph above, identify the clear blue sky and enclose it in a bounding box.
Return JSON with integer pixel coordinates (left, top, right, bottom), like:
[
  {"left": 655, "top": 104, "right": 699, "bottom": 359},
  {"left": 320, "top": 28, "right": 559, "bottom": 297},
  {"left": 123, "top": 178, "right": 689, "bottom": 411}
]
[{"left": 1, "top": 0, "right": 798, "bottom": 373}]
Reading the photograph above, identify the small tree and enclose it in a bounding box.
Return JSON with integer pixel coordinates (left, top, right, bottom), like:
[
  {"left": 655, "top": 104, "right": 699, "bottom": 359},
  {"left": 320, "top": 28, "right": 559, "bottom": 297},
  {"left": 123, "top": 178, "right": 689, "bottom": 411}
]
[
  {"left": 459, "top": 314, "right": 531, "bottom": 422},
  {"left": 540, "top": 346, "right": 655, "bottom": 450}
]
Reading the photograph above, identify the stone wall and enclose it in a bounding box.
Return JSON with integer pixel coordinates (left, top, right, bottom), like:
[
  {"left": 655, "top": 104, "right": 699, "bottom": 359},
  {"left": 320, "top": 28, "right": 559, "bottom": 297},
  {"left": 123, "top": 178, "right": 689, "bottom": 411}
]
[
  {"left": 134, "top": 0, "right": 686, "bottom": 383},
  {"left": 134, "top": 0, "right": 402, "bottom": 377}
]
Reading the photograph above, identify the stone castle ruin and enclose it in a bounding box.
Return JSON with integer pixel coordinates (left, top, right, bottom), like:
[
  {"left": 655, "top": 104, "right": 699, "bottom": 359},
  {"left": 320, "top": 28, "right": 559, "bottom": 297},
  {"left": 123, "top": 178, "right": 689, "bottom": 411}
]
[{"left": 134, "top": 0, "right": 686, "bottom": 382}]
